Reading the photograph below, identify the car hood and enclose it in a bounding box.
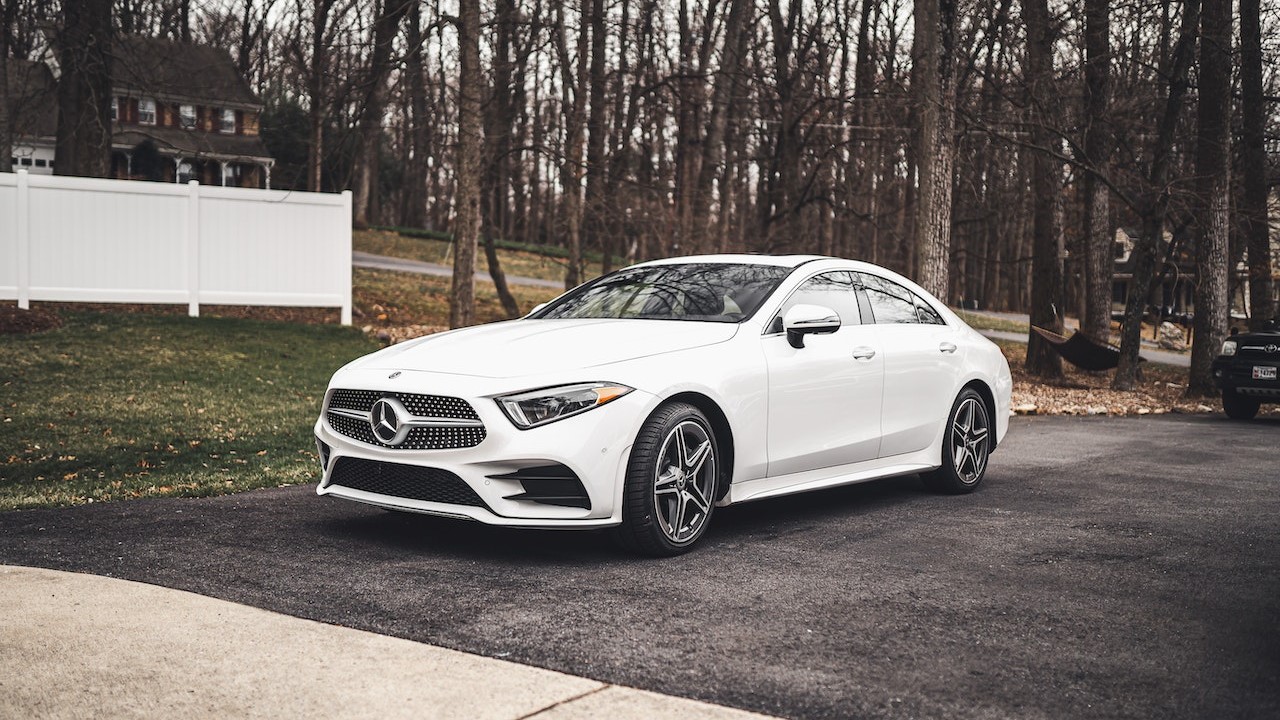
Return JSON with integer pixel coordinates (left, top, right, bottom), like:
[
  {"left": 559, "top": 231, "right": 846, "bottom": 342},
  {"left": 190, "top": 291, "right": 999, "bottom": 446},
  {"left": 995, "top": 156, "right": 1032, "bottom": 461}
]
[{"left": 358, "top": 318, "right": 739, "bottom": 379}]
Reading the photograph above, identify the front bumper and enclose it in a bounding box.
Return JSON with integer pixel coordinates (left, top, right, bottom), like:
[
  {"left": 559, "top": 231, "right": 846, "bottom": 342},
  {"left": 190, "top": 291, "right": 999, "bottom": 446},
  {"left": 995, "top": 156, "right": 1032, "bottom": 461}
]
[
  {"left": 313, "top": 371, "right": 656, "bottom": 529},
  {"left": 1212, "top": 356, "right": 1280, "bottom": 399}
]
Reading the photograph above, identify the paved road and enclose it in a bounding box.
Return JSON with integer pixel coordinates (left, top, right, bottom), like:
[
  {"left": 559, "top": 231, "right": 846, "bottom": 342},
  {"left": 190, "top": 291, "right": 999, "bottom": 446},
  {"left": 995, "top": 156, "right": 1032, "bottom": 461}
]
[
  {"left": 2, "top": 414, "right": 1278, "bottom": 719},
  {"left": 353, "top": 251, "right": 565, "bottom": 289}
]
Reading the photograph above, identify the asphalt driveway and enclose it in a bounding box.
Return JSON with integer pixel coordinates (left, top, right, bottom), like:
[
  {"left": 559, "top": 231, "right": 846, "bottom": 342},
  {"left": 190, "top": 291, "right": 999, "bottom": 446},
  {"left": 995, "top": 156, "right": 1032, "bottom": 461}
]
[{"left": 2, "top": 414, "right": 1277, "bottom": 719}]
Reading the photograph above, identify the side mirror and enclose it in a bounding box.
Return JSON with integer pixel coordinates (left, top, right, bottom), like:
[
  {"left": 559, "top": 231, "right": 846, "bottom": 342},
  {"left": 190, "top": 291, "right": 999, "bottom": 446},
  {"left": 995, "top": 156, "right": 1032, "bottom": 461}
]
[{"left": 783, "top": 304, "right": 841, "bottom": 349}]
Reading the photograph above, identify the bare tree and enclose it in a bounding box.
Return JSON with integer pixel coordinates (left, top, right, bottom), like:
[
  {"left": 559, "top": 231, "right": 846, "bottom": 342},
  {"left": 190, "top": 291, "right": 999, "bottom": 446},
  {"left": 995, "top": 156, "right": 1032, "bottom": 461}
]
[
  {"left": 304, "top": 0, "right": 339, "bottom": 192},
  {"left": 1241, "top": 0, "right": 1275, "bottom": 328},
  {"left": 1080, "top": 0, "right": 1112, "bottom": 343},
  {"left": 1113, "top": 0, "right": 1200, "bottom": 390},
  {"left": 912, "top": 0, "right": 957, "bottom": 299},
  {"left": 54, "top": 0, "right": 113, "bottom": 179},
  {"left": 352, "top": 0, "right": 412, "bottom": 227},
  {"left": 1186, "top": 0, "right": 1232, "bottom": 396},
  {"left": 1022, "top": 0, "right": 1064, "bottom": 379},
  {"left": 480, "top": 0, "right": 521, "bottom": 318},
  {"left": 450, "top": 0, "right": 483, "bottom": 328},
  {"left": 553, "top": 0, "right": 589, "bottom": 288},
  {"left": 1, "top": 0, "right": 13, "bottom": 168}
]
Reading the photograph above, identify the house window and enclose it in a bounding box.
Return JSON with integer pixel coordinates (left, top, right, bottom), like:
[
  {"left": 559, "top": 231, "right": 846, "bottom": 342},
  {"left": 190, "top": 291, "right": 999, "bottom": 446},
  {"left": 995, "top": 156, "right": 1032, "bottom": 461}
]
[
  {"left": 20, "top": 157, "right": 32, "bottom": 166},
  {"left": 219, "top": 108, "right": 236, "bottom": 134},
  {"left": 139, "top": 97, "right": 156, "bottom": 125},
  {"left": 111, "top": 97, "right": 118, "bottom": 122},
  {"left": 34, "top": 159, "right": 46, "bottom": 167},
  {"left": 180, "top": 104, "right": 196, "bottom": 129},
  {"left": 177, "top": 160, "right": 194, "bottom": 183}
]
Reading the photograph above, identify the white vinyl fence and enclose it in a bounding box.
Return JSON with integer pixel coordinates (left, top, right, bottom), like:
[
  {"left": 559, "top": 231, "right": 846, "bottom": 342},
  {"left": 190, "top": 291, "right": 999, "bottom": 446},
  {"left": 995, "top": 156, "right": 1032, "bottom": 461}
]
[{"left": 0, "top": 170, "right": 352, "bottom": 324}]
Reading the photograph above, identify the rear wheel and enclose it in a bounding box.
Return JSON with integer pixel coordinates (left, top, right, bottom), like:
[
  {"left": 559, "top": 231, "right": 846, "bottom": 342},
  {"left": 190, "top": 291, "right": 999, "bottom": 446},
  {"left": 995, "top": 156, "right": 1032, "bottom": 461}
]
[
  {"left": 614, "top": 402, "right": 719, "bottom": 556},
  {"left": 1222, "top": 390, "right": 1260, "bottom": 420},
  {"left": 922, "top": 388, "right": 991, "bottom": 494}
]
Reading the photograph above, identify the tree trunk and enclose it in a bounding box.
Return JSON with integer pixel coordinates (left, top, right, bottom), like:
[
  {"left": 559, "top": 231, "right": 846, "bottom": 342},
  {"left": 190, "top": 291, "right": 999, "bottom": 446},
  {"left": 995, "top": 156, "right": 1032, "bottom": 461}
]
[
  {"left": 307, "top": 0, "right": 336, "bottom": 193},
  {"left": 1241, "top": 0, "right": 1275, "bottom": 328},
  {"left": 554, "top": 0, "right": 590, "bottom": 288},
  {"left": 352, "top": 0, "right": 411, "bottom": 227},
  {"left": 1081, "top": 0, "right": 1112, "bottom": 343},
  {"left": 451, "top": 0, "right": 483, "bottom": 328},
  {"left": 693, "top": 0, "right": 750, "bottom": 250},
  {"left": 1187, "top": 0, "right": 1231, "bottom": 397},
  {"left": 582, "top": 0, "right": 608, "bottom": 269},
  {"left": 1113, "top": 0, "right": 1199, "bottom": 390},
  {"left": 402, "top": 1, "right": 430, "bottom": 229},
  {"left": 480, "top": 0, "right": 520, "bottom": 318},
  {"left": 54, "top": 0, "right": 113, "bottom": 179},
  {"left": 1021, "top": 0, "right": 1064, "bottom": 379},
  {"left": 912, "top": 0, "right": 957, "bottom": 299},
  {"left": 1, "top": 0, "right": 12, "bottom": 168}
]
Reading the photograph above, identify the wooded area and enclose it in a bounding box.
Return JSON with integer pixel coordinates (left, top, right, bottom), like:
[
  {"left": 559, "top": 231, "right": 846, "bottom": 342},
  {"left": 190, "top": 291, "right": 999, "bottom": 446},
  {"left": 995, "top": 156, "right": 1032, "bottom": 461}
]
[{"left": 2, "top": 0, "right": 1278, "bottom": 394}]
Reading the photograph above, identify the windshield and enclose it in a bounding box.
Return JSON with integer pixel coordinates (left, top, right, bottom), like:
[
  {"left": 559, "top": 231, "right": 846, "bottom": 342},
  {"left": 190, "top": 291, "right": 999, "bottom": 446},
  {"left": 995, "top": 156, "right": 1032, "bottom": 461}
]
[{"left": 532, "top": 263, "right": 792, "bottom": 323}]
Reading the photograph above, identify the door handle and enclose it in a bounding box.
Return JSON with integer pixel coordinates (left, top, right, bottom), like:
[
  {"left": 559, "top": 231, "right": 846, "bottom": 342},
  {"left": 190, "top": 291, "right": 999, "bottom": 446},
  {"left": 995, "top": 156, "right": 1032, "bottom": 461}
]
[
  {"left": 939, "top": 342, "right": 958, "bottom": 354},
  {"left": 852, "top": 347, "right": 876, "bottom": 360}
]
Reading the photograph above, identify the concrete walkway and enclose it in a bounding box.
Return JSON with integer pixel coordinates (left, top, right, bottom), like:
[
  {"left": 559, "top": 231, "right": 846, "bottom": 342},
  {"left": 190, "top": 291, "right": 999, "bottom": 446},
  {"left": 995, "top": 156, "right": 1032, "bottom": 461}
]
[
  {"left": 353, "top": 251, "right": 565, "bottom": 290},
  {"left": 0, "top": 565, "right": 771, "bottom": 720}
]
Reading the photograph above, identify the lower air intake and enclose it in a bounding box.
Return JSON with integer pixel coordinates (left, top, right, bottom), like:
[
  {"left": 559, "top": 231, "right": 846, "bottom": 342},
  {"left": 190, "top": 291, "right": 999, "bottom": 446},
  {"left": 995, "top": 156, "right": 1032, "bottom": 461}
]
[{"left": 327, "top": 457, "right": 486, "bottom": 508}]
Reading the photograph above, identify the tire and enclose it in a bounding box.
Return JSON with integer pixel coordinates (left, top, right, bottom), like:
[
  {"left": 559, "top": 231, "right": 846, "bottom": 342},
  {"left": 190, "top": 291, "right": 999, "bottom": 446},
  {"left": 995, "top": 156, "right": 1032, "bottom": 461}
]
[
  {"left": 614, "top": 402, "right": 720, "bottom": 557},
  {"left": 1222, "top": 390, "right": 1260, "bottom": 420},
  {"left": 922, "top": 388, "right": 991, "bottom": 495}
]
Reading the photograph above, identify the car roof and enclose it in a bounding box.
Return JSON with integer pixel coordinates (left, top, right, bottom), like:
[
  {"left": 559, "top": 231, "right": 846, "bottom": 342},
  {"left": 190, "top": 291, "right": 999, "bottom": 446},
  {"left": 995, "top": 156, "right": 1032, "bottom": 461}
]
[{"left": 631, "top": 254, "right": 830, "bottom": 269}]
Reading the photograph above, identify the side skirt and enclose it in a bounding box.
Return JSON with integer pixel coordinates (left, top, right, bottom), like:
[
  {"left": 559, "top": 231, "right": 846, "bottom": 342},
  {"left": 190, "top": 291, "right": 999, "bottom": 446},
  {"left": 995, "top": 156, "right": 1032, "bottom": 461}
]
[{"left": 724, "top": 450, "right": 939, "bottom": 506}]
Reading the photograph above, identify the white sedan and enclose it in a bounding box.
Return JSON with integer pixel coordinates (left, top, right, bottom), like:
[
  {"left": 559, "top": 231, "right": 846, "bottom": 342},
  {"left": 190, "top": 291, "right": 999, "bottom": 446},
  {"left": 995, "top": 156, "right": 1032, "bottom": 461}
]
[{"left": 314, "top": 255, "right": 1012, "bottom": 555}]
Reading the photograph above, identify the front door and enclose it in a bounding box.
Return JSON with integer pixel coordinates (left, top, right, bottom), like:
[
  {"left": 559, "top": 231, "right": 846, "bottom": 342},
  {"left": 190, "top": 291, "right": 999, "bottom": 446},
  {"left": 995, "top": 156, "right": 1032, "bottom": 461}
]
[{"left": 763, "top": 271, "right": 885, "bottom": 477}]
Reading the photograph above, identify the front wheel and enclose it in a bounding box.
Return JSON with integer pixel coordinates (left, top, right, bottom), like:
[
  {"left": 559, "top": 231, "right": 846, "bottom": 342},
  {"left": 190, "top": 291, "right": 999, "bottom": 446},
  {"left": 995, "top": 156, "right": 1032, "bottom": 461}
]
[
  {"left": 1223, "top": 390, "right": 1260, "bottom": 420},
  {"left": 614, "top": 402, "right": 719, "bottom": 556},
  {"left": 922, "top": 388, "right": 991, "bottom": 494}
]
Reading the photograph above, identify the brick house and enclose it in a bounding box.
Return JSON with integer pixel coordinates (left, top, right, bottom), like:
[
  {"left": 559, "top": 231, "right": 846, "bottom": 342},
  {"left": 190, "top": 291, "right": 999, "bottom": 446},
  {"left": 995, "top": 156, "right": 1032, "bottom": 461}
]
[{"left": 5, "top": 34, "right": 273, "bottom": 188}]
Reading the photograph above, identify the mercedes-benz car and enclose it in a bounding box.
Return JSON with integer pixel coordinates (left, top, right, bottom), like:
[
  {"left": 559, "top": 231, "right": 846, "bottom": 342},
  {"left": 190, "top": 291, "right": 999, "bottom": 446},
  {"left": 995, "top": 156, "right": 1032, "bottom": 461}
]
[
  {"left": 314, "top": 255, "right": 1013, "bottom": 555},
  {"left": 1213, "top": 318, "right": 1280, "bottom": 419}
]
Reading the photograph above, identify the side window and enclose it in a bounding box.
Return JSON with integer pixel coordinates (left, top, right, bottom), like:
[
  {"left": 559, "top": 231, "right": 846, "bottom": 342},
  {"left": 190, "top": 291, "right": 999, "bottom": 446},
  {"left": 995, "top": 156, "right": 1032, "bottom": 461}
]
[
  {"left": 858, "top": 273, "right": 921, "bottom": 325},
  {"left": 915, "top": 298, "right": 945, "bottom": 325},
  {"left": 769, "top": 271, "right": 862, "bottom": 333}
]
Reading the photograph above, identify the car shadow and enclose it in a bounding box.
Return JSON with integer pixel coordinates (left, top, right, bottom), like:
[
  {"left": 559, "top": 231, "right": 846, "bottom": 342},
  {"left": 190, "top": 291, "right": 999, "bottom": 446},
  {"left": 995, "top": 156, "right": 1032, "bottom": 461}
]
[{"left": 315, "top": 472, "right": 936, "bottom": 562}]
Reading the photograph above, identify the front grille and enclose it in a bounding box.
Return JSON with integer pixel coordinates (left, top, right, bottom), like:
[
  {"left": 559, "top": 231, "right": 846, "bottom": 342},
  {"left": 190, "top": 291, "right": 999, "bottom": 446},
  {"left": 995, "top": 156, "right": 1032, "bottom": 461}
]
[
  {"left": 326, "top": 457, "right": 486, "bottom": 507},
  {"left": 325, "top": 389, "right": 487, "bottom": 450},
  {"left": 1229, "top": 364, "right": 1278, "bottom": 380}
]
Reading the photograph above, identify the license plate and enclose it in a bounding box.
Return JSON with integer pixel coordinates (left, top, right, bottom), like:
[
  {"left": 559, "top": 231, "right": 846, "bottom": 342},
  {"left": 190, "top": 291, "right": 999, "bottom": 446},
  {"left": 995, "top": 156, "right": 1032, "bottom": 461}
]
[{"left": 1254, "top": 366, "right": 1278, "bottom": 380}]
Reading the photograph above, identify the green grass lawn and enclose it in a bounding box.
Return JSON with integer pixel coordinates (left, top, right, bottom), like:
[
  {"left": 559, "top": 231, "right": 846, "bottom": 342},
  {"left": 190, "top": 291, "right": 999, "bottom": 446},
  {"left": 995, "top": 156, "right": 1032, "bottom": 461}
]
[
  {"left": 0, "top": 311, "right": 376, "bottom": 510},
  {"left": 953, "top": 310, "right": 1030, "bottom": 334}
]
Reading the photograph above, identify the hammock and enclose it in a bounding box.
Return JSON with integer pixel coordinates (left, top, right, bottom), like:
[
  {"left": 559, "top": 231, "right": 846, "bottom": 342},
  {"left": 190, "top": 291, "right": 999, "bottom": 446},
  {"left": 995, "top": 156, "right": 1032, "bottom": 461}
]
[{"left": 1029, "top": 326, "right": 1139, "bottom": 372}]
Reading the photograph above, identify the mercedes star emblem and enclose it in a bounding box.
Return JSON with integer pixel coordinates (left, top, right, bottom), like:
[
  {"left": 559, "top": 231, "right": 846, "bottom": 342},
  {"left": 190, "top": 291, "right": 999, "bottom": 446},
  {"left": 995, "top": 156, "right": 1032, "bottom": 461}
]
[{"left": 369, "top": 397, "right": 408, "bottom": 445}]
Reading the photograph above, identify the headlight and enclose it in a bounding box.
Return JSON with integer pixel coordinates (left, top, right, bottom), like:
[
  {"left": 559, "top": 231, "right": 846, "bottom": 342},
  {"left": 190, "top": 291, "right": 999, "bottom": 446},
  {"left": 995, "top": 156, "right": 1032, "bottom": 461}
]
[
  {"left": 1222, "top": 340, "right": 1237, "bottom": 356},
  {"left": 496, "top": 382, "right": 633, "bottom": 429}
]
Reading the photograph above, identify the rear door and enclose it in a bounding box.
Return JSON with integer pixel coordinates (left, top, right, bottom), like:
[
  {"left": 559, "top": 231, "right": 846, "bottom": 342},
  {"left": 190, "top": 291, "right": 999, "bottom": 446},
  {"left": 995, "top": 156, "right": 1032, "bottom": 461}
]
[{"left": 857, "top": 272, "right": 965, "bottom": 458}]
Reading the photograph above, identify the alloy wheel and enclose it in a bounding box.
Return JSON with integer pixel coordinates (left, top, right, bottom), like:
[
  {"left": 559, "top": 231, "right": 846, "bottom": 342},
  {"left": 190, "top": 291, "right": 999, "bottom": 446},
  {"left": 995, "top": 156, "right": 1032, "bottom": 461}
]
[
  {"left": 950, "top": 396, "right": 990, "bottom": 485},
  {"left": 653, "top": 419, "right": 717, "bottom": 544}
]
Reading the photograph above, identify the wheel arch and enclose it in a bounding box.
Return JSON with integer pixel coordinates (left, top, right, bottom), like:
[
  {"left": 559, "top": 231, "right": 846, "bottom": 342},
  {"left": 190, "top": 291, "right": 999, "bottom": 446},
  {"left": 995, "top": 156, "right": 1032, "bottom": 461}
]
[
  {"left": 960, "top": 378, "right": 999, "bottom": 451},
  {"left": 662, "top": 391, "right": 736, "bottom": 500}
]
